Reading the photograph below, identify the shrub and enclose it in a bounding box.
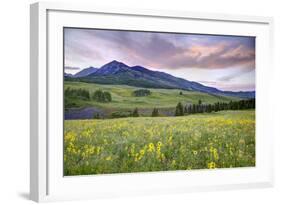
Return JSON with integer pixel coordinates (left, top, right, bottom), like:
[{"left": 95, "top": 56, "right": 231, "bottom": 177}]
[{"left": 111, "top": 111, "right": 132, "bottom": 118}]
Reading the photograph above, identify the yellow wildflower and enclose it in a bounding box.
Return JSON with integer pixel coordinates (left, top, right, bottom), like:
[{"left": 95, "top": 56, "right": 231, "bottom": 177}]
[
  {"left": 208, "top": 162, "right": 216, "bottom": 169},
  {"left": 157, "top": 146, "right": 161, "bottom": 152},
  {"left": 148, "top": 143, "right": 155, "bottom": 152},
  {"left": 106, "top": 156, "right": 112, "bottom": 161}
]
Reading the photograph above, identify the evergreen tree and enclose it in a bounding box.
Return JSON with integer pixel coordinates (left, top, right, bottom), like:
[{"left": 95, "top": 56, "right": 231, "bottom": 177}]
[
  {"left": 187, "top": 105, "right": 192, "bottom": 114},
  {"left": 184, "top": 106, "right": 188, "bottom": 113},
  {"left": 184, "top": 105, "right": 192, "bottom": 114},
  {"left": 191, "top": 104, "right": 194, "bottom": 114},
  {"left": 214, "top": 102, "right": 219, "bottom": 112},
  {"left": 175, "top": 102, "right": 184, "bottom": 116},
  {"left": 207, "top": 104, "right": 212, "bottom": 113},
  {"left": 132, "top": 108, "right": 139, "bottom": 117},
  {"left": 152, "top": 108, "right": 159, "bottom": 117},
  {"left": 94, "top": 113, "right": 100, "bottom": 119}
]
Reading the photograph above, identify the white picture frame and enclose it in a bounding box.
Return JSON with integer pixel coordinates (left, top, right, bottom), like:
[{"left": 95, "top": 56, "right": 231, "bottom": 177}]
[{"left": 30, "top": 1, "right": 274, "bottom": 202}]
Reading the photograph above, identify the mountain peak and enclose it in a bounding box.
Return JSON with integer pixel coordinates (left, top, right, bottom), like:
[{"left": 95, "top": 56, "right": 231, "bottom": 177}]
[
  {"left": 94, "top": 60, "right": 130, "bottom": 75},
  {"left": 109, "top": 60, "right": 120, "bottom": 64},
  {"left": 106, "top": 60, "right": 128, "bottom": 67}
]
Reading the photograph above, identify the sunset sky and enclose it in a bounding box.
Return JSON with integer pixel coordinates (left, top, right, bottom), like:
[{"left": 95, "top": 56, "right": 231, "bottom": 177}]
[{"left": 64, "top": 28, "right": 255, "bottom": 92}]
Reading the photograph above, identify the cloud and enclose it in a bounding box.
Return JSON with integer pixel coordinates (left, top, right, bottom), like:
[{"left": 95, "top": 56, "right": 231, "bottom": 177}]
[
  {"left": 141, "top": 39, "right": 255, "bottom": 70},
  {"left": 64, "top": 28, "right": 255, "bottom": 91},
  {"left": 218, "top": 67, "right": 255, "bottom": 82},
  {"left": 64, "top": 66, "right": 80, "bottom": 70},
  {"left": 198, "top": 80, "right": 255, "bottom": 92},
  {"left": 64, "top": 28, "right": 255, "bottom": 72}
]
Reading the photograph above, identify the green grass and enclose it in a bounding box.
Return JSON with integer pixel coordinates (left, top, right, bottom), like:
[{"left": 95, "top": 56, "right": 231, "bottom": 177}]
[
  {"left": 64, "top": 81, "right": 240, "bottom": 110},
  {"left": 64, "top": 110, "right": 255, "bottom": 175}
]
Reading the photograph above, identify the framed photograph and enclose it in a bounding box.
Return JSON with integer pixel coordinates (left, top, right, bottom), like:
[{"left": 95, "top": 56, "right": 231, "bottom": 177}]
[{"left": 30, "top": 2, "right": 274, "bottom": 202}]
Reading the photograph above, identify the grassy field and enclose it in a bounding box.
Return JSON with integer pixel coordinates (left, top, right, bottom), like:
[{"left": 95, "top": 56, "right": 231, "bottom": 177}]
[
  {"left": 64, "top": 110, "right": 255, "bottom": 175},
  {"left": 64, "top": 81, "right": 240, "bottom": 110}
]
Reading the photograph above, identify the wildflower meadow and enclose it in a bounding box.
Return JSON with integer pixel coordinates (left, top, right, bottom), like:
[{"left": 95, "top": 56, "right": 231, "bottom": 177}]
[{"left": 64, "top": 110, "right": 255, "bottom": 175}]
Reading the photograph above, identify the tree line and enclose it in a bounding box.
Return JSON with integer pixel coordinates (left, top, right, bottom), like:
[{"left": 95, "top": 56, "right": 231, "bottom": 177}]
[
  {"left": 175, "top": 98, "right": 255, "bottom": 116},
  {"left": 92, "top": 90, "right": 112, "bottom": 102},
  {"left": 123, "top": 98, "right": 255, "bottom": 119},
  {"left": 133, "top": 89, "right": 151, "bottom": 97},
  {"left": 64, "top": 88, "right": 112, "bottom": 103},
  {"left": 64, "top": 87, "right": 90, "bottom": 100}
]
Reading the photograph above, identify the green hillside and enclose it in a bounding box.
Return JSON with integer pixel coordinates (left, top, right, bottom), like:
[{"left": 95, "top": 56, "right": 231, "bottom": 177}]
[{"left": 65, "top": 81, "right": 240, "bottom": 111}]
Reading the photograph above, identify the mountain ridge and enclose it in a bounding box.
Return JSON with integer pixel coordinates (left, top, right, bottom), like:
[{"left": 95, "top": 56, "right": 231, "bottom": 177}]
[
  {"left": 65, "top": 60, "right": 255, "bottom": 99},
  {"left": 73, "top": 66, "right": 98, "bottom": 78}
]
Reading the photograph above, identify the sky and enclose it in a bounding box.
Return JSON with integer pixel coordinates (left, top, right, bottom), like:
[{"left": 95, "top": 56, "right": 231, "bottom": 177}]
[{"left": 64, "top": 28, "right": 255, "bottom": 92}]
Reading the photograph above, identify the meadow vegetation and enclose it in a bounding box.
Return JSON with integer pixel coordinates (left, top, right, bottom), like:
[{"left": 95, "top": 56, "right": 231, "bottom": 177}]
[
  {"left": 64, "top": 81, "right": 255, "bottom": 175},
  {"left": 64, "top": 110, "right": 255, "bottom": 175},
  {"left": 64, "top": 81, "right": 240, "bottom": 110}
]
